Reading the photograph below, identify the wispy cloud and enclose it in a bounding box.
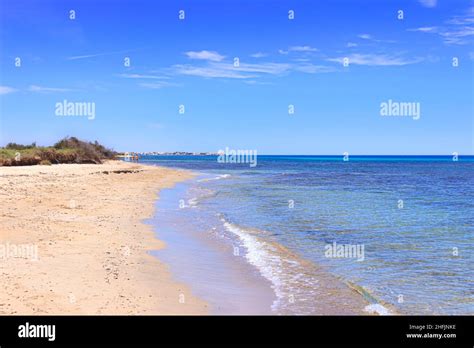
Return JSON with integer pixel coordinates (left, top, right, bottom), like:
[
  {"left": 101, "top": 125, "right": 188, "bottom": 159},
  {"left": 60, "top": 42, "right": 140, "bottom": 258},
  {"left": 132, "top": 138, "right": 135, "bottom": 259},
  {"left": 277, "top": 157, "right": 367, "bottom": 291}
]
[
  {"left": 0, "top": 86, "right": 17, "bottom": 95},
  {"left": 358, "top": 34, "right": 373, "bottom": 40},
  {"left": 68, "top": 53, "right": 107, "bottom": 60},
  {"left": 244, "top": 80, "right": 272, "bottom": 85},
  {"left": 250, "top": 52, "right": 267, "bottom": 58},
  {"left": 67, "top": 48, "right": 144, "bottom": 61},
  {"left": 67, "top": 50, "right": 127, "bottom": 60},
  {"left": 28, "top": 85, "right": 73, "bottom": 92},
  {"left": 173, "top": 64, "right": 252, "bottom": 79},
  {"left": 289, "top": 46, "right": 318, "bottom": 52},
  {"left": 347, "top": 42, "right": 358, "bottom": 48},
  {"left": 139, "top": 81, "right": 177, "bottom": 89},
  {"left": 407, "top": 27, "right": 438, "bottom": 33},
  {"left": 293, "top": 58, "right": 311, "bottom": 62},
  {"left": 173, "top": 56, "right": 292, "bottom": 79},
  {"left": 173, "top": 59, "right": 331, "bottom": 79},
  {"left": 294, "top": 64, "right": 336, "bottom": 74},
  {"left": 357, "top": 34, "right": 396, "bottom": 43},
  {"left": 279, "top": 46, "right": 318, "bottom": 55},
  {"left": 119, "top": 73, "right": 169, "bottom": 79},
  {"left": 159, "top": 49, "right": 336, "bottom": 80},
  {"left": 232, "top": 62, "right": 291, "bottom": 74},
  {"left": 327, "top": 54, "right": 423, "bottom": 66},
  {"left": 439, "top": 27, "right": 474, "bottom": 45},
  {"left": 408, "top": 7, "right": 474, "bottom": 45},
  {"left": 119, "top": 73, "right": 174, "bottom": 89},
  {"left": 418, "top": 0, "right": 437, "bottom": 8},
  {"left": 185, "top": 50, "right": 225, "bottom": 62},
  {"left": 174, "top": 62, "right": 290, "bottom": 79}
]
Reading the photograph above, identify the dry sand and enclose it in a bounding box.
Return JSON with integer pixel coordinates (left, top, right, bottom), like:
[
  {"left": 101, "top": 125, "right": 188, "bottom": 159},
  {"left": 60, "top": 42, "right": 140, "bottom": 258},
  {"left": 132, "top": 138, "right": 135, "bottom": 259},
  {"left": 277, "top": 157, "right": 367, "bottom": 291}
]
[{"left": 0, "top": 160, "right": 208, "bottom": 314}]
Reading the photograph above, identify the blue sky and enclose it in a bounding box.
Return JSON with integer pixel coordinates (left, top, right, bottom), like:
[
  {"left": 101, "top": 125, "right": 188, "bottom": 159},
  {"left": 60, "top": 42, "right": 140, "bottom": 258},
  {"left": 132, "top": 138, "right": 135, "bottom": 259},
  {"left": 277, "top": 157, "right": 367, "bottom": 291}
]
[{"left": 0, "top": 0, "right": 473, "bottom": 154}]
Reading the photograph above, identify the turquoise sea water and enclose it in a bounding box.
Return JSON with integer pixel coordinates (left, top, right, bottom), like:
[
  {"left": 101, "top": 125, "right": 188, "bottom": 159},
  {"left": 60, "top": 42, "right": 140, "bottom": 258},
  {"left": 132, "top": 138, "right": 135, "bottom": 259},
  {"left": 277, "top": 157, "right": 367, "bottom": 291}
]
[{"left": 143, "top": 155, "right": 473, "bottom": 315}]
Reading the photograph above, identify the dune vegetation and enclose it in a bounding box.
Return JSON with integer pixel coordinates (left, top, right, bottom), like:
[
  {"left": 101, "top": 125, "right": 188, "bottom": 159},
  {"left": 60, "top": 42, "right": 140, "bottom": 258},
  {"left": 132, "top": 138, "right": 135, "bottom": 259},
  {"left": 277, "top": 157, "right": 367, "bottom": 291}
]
[{"left": 0, "top": 137, "right": 116, "bottom": 166}]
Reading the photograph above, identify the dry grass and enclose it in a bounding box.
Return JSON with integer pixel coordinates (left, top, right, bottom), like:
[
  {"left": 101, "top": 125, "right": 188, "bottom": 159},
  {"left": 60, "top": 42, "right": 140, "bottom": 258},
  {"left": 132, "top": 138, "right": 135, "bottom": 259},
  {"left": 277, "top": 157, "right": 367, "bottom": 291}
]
[{"left": 0, "top": 137, "right": 116, "bottom": 166}]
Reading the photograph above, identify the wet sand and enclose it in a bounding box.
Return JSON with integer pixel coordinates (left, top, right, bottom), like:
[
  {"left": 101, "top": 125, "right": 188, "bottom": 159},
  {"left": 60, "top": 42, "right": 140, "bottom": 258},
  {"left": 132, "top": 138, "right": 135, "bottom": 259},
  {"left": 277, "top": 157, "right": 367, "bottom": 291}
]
[{"left": 150, "top": 181, "right": 276, "bottom": 314}]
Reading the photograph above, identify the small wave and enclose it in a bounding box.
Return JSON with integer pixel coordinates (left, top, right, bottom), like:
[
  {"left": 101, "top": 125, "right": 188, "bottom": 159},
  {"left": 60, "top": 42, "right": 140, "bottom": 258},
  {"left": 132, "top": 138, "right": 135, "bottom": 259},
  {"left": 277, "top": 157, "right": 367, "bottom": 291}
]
[
  {"left": 198, "top": 174, "right": 231, "bottom": 182},
  {"left": 219, "top": 217, "right": 379, "bottom": 314},
  {"left": 348, "top": 281, "right": 394, "bottom": 315},
  {"left": 220, "top": 218, "right": 285, "bottom": 311},
  {"left": 187, "top": 197, "right": 198, "bottom": 208},
  {"left": 364, "top": 303, "right": 392, "bottom": 315}
]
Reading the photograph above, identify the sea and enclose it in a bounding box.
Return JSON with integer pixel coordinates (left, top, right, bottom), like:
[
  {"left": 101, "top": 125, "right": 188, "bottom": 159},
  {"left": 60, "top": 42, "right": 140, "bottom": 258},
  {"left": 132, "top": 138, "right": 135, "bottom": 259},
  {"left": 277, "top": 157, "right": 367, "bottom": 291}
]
[{"left": 141, "top": 155, "right": 473, "bottom": 315}]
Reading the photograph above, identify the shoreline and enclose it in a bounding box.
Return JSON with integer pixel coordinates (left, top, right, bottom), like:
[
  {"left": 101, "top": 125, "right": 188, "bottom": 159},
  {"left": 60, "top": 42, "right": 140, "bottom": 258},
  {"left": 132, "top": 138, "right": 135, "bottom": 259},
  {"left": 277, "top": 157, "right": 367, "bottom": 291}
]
[
  {"left": 149, "top": 171, "right": 383, "bottom": 315},
  {"left": 149, "top": 177, "right": 277, "bottom": 314},
  {"left": 0, "top": 159, "right": 392, "bottom": 315},
  {"left": 0, "top": 160, "right": 208, "bottom": 314}
]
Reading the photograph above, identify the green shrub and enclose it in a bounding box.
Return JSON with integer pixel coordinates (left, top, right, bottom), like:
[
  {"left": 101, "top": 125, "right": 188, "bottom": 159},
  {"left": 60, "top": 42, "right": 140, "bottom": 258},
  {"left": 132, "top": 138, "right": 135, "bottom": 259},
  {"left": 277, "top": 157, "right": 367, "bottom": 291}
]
[
  {"left": 5, "top": 142, "right": 36, "bottom": 150},
  {"left": 0, "top": 137, "right": 117, "bottom": 166}
]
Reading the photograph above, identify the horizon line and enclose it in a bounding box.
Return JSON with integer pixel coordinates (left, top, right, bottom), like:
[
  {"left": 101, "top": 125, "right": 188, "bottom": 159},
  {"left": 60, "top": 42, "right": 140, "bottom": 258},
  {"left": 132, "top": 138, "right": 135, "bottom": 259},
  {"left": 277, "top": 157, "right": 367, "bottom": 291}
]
[{"left": 132, "top": 153, "right": 474, "bottom": 157}]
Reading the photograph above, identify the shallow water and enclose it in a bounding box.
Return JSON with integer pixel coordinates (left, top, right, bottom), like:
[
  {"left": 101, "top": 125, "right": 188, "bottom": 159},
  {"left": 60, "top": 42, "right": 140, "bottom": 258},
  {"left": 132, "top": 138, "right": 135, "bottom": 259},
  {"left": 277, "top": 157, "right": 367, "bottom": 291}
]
[
  {"left": 144, "top": 156, "right": 474, "bottom": 315},
  {"left": 150, "top": 181, "right": 276, "bottom": 314}
]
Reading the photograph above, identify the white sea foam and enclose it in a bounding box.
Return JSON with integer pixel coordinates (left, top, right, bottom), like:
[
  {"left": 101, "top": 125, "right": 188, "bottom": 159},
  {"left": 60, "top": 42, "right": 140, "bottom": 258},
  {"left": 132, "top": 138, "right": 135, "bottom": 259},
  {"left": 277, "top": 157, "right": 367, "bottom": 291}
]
[
  {"left": 364, "top": 303, "right": 392, "bottom": 315},
  {"left": 220, "top": 218, "right": 284, "bottom": 311},
  {"left": 198, "top": 174, "right": 231, "bottom": 182},
  {"left": 220, "top": 217, "right": 389, "bottom": 315},
  {"left": 187, "top": 197, "right": 198, "bottom": 207}
]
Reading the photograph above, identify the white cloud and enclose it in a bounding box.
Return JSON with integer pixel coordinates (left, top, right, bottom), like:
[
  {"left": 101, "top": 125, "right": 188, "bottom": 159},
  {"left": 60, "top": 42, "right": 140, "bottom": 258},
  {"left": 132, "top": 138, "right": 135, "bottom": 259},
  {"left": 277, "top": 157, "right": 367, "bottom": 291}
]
[
  {"left": 439, "top": 27, "right": 474, "bottom": 45},
  {"left": 279, "top": 46, "right": 318, "bottom": 54},
  {"left": 408, "top": 27, "right": 439, "bottom": 33},
  {"left": 173, "top": 60, "right": 334, "bottom": 79},
  {"left": 173, "top": 62, "right": 291, "bottom": 79},
  {"left": 356, "top": 34, "right": 396, "bottom": 43},
  {"left": 294, "top": 64, "right": 335, "bottom": 74},
  {"left": 289, "top": 46, "right": 318, "bottom": 52},
  {"left": 66, "top": 49, "right": 131, "bottom": 60},
  {"left": 68, "top": 53, "right": 105, "bottom": 60},
  {"left": 0, "top": 86, "right": 17, "bottom": 95},
  {"left": 327, "top": 54, "right": 423, "bottom": 66},
  {"left": 185, "top": 50, "right": 225, "bottom": 62},
  {"left": 28, "top": 85, "right": 72, "bottom": 92},
  {"left": 119, "top": 73, "right": 169, "bottom": 79},
  {"left": 293, "top": 58, "right": 311, "bottom": 62},
  {"left": 250, "top": 52, "right": 267, "bottom": 58},
  {"left": 174, "top": 64, "right": 253, "bottom": 79},
  {"left": 244, "top": 80, "right": 272, "bottom": 85},
  {"left": 347, "top": 42, "right": 358, "bottom": 47},
  {"left": 408, "top": 7, "right": 474, "bottom": 45},
  {"left": 358, "top": 34, "right": 373, "bottom": 40},
  {"left": 139, "top": 82, "right": 176, "bottom": 89},
  {"left": 232, "top": 62, "right": 291, "bottom": 74},
  {"left": 418, "top": 0, "right": 437, "bottom": 8}
]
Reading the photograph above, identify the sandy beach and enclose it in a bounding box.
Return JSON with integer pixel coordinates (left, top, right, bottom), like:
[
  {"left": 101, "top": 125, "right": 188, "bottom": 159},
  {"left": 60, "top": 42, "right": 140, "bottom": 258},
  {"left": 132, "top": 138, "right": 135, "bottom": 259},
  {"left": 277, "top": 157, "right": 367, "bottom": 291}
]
[{"left": 0, "top": 160, "right": 208, "bottom": 314}]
